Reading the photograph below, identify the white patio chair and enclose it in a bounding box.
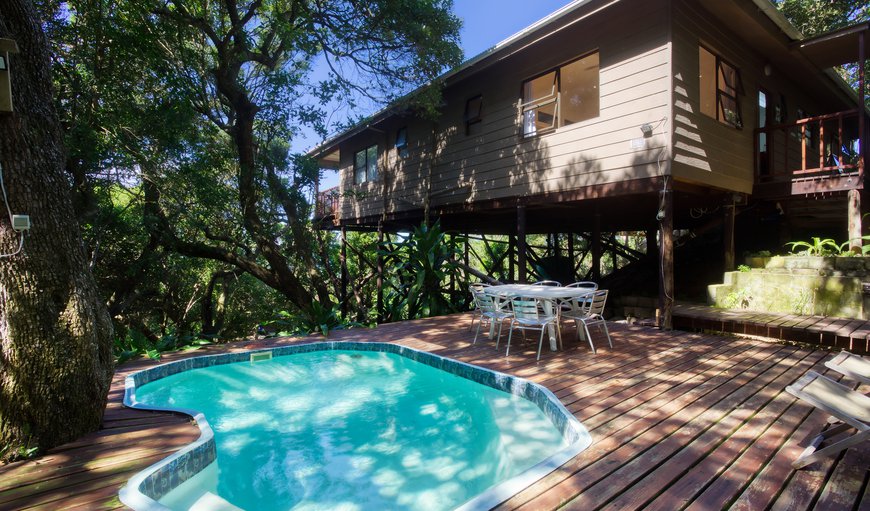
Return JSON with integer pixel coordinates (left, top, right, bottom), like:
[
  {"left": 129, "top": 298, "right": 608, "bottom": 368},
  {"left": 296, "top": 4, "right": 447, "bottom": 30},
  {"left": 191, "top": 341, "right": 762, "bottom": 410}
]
[
  {"left": 505, "top": 296, "right": 560, "bottom": 360},
  {"left": 531, "top": 280, "right": 561, "bottom": 286},
  {"left": 785, "top": 370, "right": 870, "bottom": 469},
  {"left": 825, "top": 351, "right": 870, "bottom": 386},
  {"left": 468, "top": 283, "right": 492, "bottom": 331},
  {"left": 565, "top": 281, "right": 598, "bottom": 291},
  {"left": 561, "top": 281, "right": 598, "bottom": 313},
  {"left": 561, "top": 289, "right": 611, "bottom": 354},
  {"left": 471, "top": 289, "right": 511, "bottom": 347}
]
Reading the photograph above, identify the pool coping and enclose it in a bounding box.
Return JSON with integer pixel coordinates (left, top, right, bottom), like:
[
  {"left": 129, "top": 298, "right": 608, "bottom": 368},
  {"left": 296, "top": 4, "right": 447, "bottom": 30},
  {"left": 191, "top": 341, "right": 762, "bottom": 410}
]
[{"left": 119, "top": 341, "right": 592, "bottom": 511}]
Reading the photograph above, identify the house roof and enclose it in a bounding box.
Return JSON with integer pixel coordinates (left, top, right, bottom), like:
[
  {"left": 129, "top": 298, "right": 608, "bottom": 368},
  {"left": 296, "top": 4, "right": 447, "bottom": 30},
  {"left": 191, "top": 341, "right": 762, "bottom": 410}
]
[
  {"left": 309, "top": 0, "right": 865, "bottom": 163},
  {"left": 793, "top": 21, "right": 870, "bottom": 69}
]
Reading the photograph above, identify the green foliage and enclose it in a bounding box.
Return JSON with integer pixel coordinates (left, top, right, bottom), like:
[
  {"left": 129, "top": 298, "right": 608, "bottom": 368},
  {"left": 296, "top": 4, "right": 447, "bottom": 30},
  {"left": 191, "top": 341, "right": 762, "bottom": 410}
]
[
  {"left": 382, "top": 221, "right": 462, "bottom": 320},
  {"left": 737, "top": 264, "right": 751, "bottom": 273},
  {"left": 721, "top": 288, "right": 753, "bottom": 309},
  {"left": 786, "top": 236, "right": 870, "bottom": 256},
  {"left": 786, "top": 237, "right": 841, "bottom": 256},
  {"left": 258, "top": 302, "right": 358, "bottom": 338},
  {"left": 113, "top": 329, "right": 213, "bottom": 364}
]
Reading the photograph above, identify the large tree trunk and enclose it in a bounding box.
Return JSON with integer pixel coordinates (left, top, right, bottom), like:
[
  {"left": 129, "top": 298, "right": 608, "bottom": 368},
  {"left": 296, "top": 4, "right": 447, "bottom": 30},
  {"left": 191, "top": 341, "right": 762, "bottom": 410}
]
[{"left": 0, "top": 0, "right": 114, "bottom": 459}]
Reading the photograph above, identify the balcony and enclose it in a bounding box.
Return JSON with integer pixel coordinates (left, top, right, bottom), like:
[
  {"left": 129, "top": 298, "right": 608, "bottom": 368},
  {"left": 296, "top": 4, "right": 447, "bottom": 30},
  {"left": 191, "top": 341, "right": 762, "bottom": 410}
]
[
  {"left": 315, "top": 186, "right": 340, "bottom": 221},
  {"left": 754, "top": 109, "right": 866, "bottom": 198}
]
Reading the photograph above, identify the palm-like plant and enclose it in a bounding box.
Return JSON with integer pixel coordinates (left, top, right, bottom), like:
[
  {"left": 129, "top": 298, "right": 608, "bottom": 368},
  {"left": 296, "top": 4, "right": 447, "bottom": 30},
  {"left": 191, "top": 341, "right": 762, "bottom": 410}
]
[
  {"left": 786, "top": 237, "right": 840, "bottom": 256},
  {"left": 383, "top": 221, "right": 461, "bottom": 320}
]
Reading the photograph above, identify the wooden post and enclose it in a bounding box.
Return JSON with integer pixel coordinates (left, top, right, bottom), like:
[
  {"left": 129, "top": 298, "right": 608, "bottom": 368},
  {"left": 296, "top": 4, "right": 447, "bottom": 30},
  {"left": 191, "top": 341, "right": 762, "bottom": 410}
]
[
  {"left": 591, "top": 212, "right": 601, "bottom": 281},
  {"left": 646, "top": 227, "right": 657, "bottom": 258},
  {"left": 376, "top": 225, "right": 384, "bottom": 322},
  {"left": 849, "top": 189, "right": 862, "bottom": 253},
  {"left": 724, "top": 201, "right": 736, "bottom": 271},
  {"left": 658, "top": 189, "right": 674, "bottom": 329},
  {"left": 340, "top": 226, "right": 348, "bottom": 318},
  {"left": 508, "top": 235, "right": 516, "bottom": 282},
  {"left": 853, "top": 32, "right": 866, "bottom": 253},
  {"left": 567, "top": 233, "right": 575, "bottom": 281},
  {"left": 464, "top": 234, "right": 470, "bottom": 283},
  {"left": 517, "top": 204, "right": 527, "bottom": 283},
  {"left": 553, "top": 233, "right": 561, "bottom": 258}
]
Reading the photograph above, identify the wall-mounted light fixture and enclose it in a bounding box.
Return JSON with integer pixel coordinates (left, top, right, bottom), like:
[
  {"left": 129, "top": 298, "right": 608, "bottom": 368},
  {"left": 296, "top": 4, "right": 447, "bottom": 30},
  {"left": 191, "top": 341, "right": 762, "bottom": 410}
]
[
  {"left": 763, "top": 63, "right": 772, "bottom": 77},
  {"left": 640, "top": 123, "right": 654, "bottom": 137}
]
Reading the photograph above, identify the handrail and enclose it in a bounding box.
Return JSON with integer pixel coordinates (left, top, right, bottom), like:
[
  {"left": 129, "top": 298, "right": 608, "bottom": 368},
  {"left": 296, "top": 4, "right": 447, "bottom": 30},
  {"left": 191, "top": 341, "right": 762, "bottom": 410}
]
[
  {"left": 754, "top": 109, "right": 864, "bottom": 183},
  {"left": 315, "top": 186, "right": 340, "bottom": 218}
]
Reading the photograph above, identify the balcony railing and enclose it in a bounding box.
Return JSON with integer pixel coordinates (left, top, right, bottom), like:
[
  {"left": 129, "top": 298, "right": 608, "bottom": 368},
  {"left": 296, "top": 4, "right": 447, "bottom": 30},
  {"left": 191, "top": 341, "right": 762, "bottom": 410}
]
[
  {"left": 755, "top": 109, "right": 864, "bottom": 183},
  {"left": 315, "top": 186, "right": 340, "bottom": 219}
]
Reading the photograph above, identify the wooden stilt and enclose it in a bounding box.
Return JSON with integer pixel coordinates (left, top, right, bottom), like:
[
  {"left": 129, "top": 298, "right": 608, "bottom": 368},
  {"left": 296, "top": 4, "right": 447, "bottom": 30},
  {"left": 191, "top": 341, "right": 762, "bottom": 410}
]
[
  {"left": 646, "top": 227, "right": 657, "bottom": 260},
  {"left": 658, "top": 189, "right": 674, "bottom": 329},
  {"left": 517, "top": 204, "right": 527, "bottom": 283},
  {"left": 592, "top": 212, "right": 601, "bottom": 281},
  {"left": 508, "top": 235, "right": 516, "bottom": 283},
  {"left": 855, "top": 32, "right": 866, "bottom": 252},
  {"left": 340, "top": 226, "right": 348, "bottom": 318},
  {"left": 849, "top": 189, "right": 862, "bottom": 253},
  {"left": 724, "top": 202, "right": 736, "bottom": 271},
  {"left": 376, "top": 225, "right": 384, "bottom": 322},
  {"left": 568, "top": 233, "right": 575, "bottom": 281}
]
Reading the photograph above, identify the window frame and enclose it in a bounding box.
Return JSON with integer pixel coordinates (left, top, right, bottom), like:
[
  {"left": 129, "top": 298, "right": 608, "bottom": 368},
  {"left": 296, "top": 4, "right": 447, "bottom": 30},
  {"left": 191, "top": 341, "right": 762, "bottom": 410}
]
[
  {"left": 464, "top": 95, "right": 483, "bottom": 135},
  {"left": 699, "top": 45, "right": 744, "bottom": 129},
  {"left": 353, "top": 144, "right": 378, "bottom": 184},
  {"left": 520, "top": 50, "right": 599, "bottom": 138}
]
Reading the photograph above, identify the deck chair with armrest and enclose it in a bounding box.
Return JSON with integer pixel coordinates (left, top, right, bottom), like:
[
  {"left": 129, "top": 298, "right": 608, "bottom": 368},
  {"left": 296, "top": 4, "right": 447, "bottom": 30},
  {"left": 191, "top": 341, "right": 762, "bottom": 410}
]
[
  {"left": 825, "top": 351, "right": 870, "bottom": 386},
  {"left": 785, "top": 370, "right": 870, "bottom": 469}
]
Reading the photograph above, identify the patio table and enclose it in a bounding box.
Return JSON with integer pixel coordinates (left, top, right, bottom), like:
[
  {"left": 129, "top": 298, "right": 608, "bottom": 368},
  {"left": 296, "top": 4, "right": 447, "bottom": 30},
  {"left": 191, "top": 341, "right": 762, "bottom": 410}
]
[{"left": 484, "top": 284, "right": 595, "bottom": 351}]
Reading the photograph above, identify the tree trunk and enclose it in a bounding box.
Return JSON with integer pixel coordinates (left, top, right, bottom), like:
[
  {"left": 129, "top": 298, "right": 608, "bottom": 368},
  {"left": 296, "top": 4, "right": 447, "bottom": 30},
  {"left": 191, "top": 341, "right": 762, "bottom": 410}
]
[{"left": 0, "top": 0, "right": 114, "bottom": 459}]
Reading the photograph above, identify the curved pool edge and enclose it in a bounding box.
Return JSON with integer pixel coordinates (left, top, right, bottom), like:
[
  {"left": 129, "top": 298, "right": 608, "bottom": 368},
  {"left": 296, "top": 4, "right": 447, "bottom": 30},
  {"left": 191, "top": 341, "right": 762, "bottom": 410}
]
[{"left": 119, "top": 341, "right": 592, "bottom": 511}]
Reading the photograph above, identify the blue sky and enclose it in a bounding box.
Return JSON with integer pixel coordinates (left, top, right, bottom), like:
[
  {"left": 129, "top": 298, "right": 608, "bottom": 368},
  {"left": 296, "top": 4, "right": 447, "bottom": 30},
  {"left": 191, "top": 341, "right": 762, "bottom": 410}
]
[{"left": 310, "top": 0, "right": 573, "bottom": 189}]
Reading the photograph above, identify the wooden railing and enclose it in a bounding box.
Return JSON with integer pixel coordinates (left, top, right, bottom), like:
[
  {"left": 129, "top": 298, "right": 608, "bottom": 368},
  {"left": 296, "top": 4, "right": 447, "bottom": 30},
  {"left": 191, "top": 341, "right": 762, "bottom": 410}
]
[
  {"left": 754, "top": 109, "right": 864, "bottom": 182},
  {"left": 315, "top": 186, "right": 340, "bottom": 218}
]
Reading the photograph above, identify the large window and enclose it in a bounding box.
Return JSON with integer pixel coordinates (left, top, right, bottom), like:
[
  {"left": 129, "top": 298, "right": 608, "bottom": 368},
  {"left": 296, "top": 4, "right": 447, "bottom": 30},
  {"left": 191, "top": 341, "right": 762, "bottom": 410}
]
[
  {"left": 521, "top": 51, "right": 599, "bottom": 137},
  {"left": 699, "top": 46, "right": 743, "bottom": 128},
  {"left": 354, "top": 145, "right": 378, "bottom": 184}
]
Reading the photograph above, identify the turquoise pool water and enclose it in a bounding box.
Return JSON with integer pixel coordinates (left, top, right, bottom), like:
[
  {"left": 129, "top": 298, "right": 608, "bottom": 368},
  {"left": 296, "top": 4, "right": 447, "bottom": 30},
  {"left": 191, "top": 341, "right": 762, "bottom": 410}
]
[{"left": 134, "top": 350, "right": 568, "bottom": 510}]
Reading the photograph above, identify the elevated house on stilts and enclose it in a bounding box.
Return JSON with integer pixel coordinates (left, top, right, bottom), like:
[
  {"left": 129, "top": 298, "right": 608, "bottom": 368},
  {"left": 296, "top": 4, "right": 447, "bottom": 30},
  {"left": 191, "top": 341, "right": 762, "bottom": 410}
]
[{"left": 311, "top": 0, "right": 869, "bottom": 328}]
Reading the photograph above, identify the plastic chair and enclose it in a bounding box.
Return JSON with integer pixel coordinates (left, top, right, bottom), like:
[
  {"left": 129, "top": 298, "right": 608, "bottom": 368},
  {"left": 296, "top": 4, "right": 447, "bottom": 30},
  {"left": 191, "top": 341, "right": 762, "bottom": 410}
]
[
  {"left": 565, "top": 281, "right": 598, "bottom": 291},
  {"left": 468, "top": 283, "right": 492, "bottom": 331},
  {"left": 561, "top": 289, "right": 611, "bottom": 353},
  {"left": 531, "top": 280, "right": 561, "bottom": 287},
  {"left": 471, "top": 289, "right": 511, "bottom": 346},
  {"left": 505, "top": 296, "right": 560, "bottom": 360}
]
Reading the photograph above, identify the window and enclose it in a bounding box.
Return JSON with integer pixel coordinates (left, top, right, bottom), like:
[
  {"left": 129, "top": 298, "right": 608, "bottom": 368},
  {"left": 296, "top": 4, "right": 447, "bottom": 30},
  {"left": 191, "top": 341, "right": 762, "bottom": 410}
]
[
  {"left": 521, "top": 51, "right": 599, "bottom": 137},
  {"left": 396, "top": 127, "right": 409, "bottom": 158},
  {"left": 464, "top": 95, "right": 483, "bottom": 135},
  {"left": 354, "top": 145, "right": 378, "bottom": 184},
  {"left": 699, "top": 46, "right": 743, "bottom": 128}
]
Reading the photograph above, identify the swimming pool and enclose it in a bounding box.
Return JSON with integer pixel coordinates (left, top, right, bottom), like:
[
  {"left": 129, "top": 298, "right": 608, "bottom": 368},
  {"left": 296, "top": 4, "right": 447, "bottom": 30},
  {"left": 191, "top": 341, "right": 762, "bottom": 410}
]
[{"left": 120, "top": 342, "right": 590, "bottom": 510}]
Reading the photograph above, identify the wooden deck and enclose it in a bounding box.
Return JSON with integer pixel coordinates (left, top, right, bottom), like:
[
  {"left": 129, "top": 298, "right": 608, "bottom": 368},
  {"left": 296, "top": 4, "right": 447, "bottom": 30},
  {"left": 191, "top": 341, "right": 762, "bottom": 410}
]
[
  {"left": 674, "top": 303, "right": 870, "bottom": 355},
  {"left": 1, "top": 315, "right": 868, "bottom": 510}
]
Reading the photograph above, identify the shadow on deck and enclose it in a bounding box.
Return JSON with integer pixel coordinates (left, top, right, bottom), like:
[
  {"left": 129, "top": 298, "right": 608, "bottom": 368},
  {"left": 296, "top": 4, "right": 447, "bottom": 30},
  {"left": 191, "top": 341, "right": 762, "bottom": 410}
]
[{"left": 1, "top": 315, "right": 867, "bottom": 510}]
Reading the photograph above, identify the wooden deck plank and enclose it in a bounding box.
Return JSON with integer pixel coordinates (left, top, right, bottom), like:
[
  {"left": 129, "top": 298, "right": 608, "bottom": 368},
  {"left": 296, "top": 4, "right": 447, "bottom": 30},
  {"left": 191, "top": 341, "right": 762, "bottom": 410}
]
[
  {"left": 0, "top": 313, "right": 865, "bottom": 511},
  {"left": 500, "top": 342, "right": 789, "bottom": 509}
]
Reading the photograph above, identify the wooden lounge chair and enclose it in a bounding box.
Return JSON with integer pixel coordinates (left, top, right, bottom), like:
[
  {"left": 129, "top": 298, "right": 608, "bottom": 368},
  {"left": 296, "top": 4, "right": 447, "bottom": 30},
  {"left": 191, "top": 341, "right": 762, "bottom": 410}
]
[
  {"left": 826, "top": 351, "right": 870, "bottom": 386},
  {"left": 785, "top": 370, "right": 870, "bottom": 469}
]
